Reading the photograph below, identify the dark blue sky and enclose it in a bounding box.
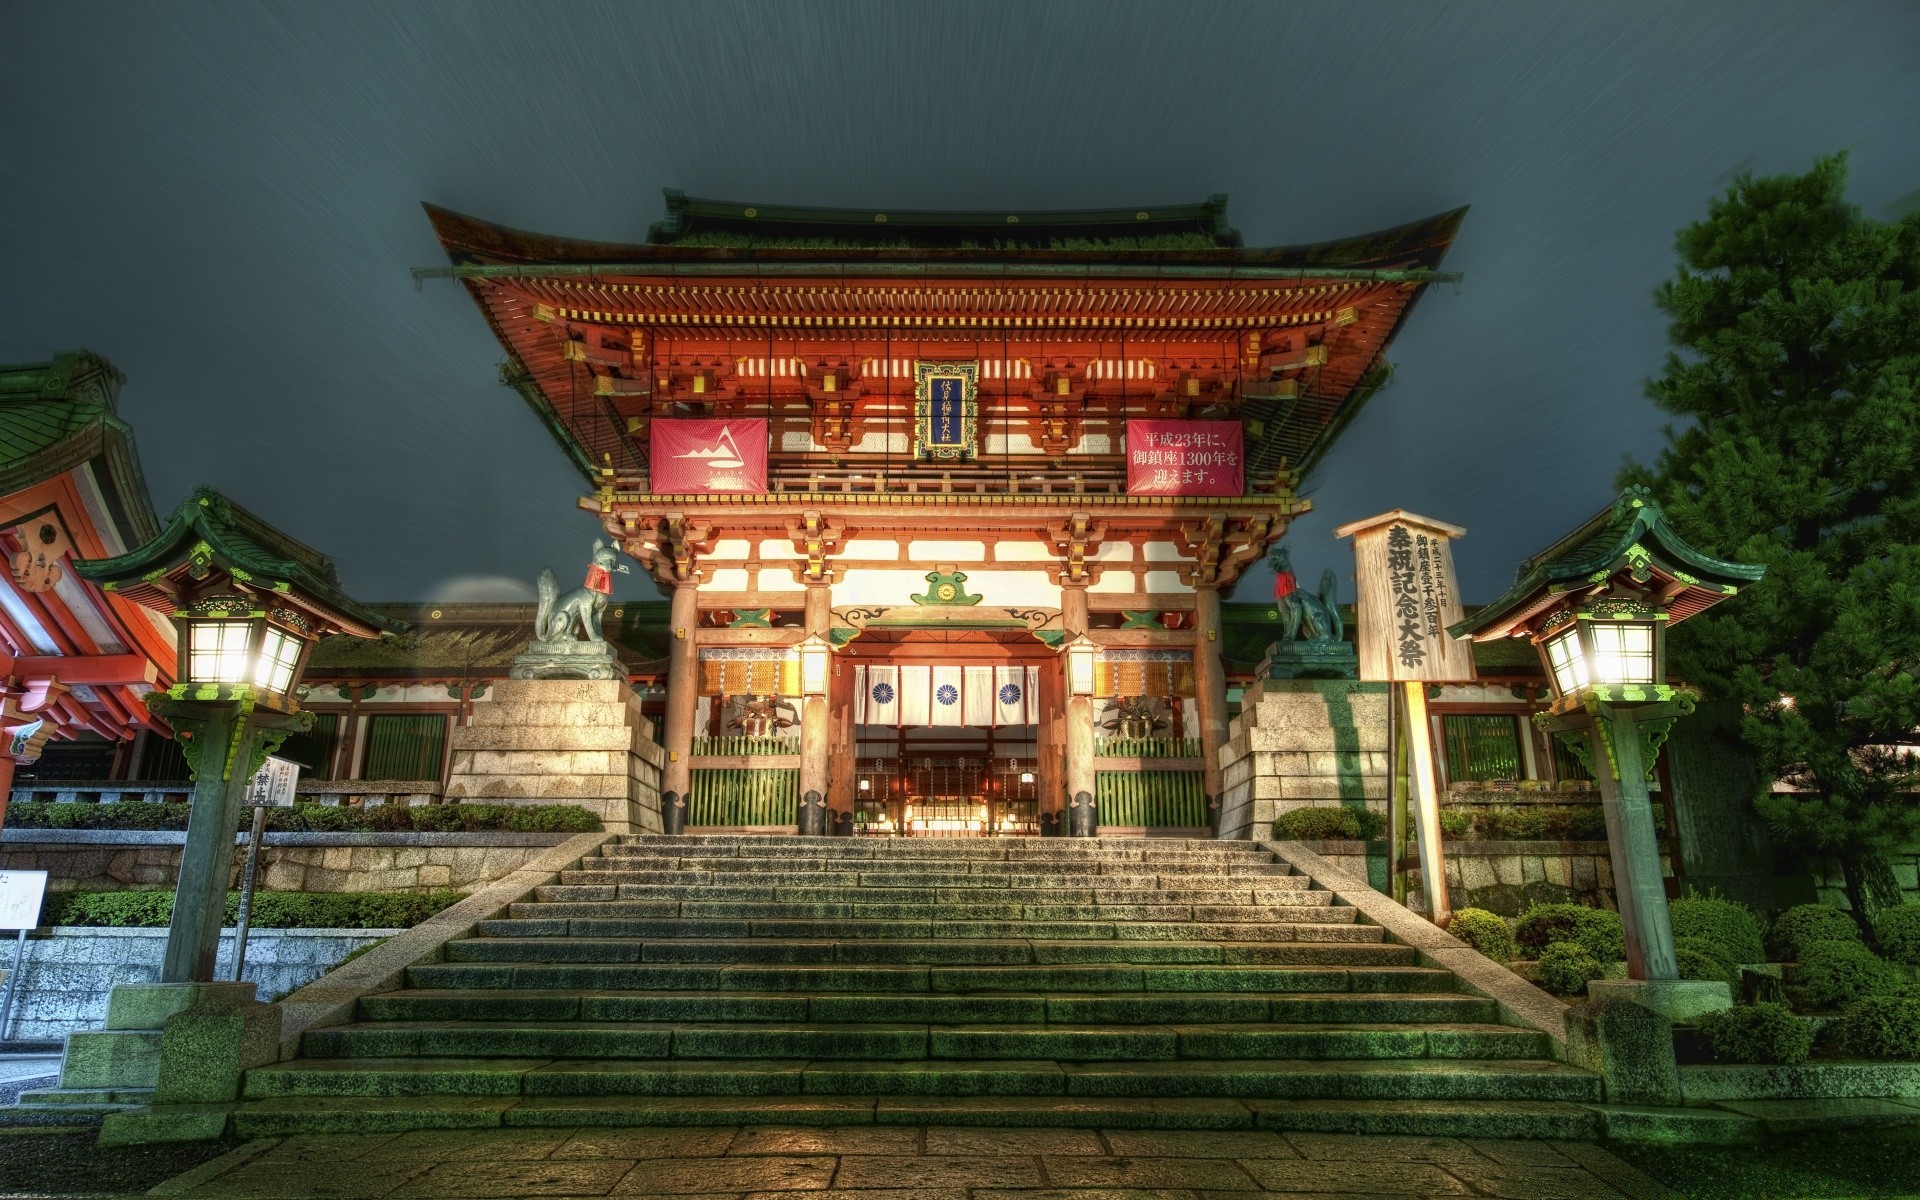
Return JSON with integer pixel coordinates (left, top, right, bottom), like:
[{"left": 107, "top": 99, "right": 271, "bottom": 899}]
[{"left": 5, "top": 2, "right": 1916, "bottom": 606}]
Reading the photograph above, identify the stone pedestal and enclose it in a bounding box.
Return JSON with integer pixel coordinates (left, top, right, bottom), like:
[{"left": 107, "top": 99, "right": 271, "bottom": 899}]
[
  {"left": 1587, "top": 978, "right": 1732, "bottom": 1025},
  {"left": 1217, "top": 679, "right": 1390, "bottom": 840},
  {"left": 38, "top": 981, "right": 281, "bottom": 1144},
  {"left": 445, "top": 679, "right": 665, "bottom": 835}
]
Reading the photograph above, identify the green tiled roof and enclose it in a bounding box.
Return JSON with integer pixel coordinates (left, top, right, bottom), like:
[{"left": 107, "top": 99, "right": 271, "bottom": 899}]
[
  {"left": 305, "top": 601, "right": 670, "bottom": 676},
  {"left": 0, "top": 351, "right": 160, "bottom": 544},
  {"left": 75, "top": 487, "right": 402, "bottom": 637},
  {"left": 1452, "top": 487, "right": 1767, "bottom": 641}
]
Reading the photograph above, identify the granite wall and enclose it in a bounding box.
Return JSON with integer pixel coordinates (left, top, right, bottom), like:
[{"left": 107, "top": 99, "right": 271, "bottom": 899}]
[
  {"left": 1218, "top": 679, "right": 1390, "bottom": 840},
  {"left": 0, "top": 832, "right": 572, "bottom": 893},
  {"left": 0, "top": 927, "right": 393, "bottom": 1042}
]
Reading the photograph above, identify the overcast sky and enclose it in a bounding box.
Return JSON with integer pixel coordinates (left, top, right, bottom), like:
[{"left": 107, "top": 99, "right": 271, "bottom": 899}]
[{"left": 4, "top": 1, "right": 1916, "bottom": 606}]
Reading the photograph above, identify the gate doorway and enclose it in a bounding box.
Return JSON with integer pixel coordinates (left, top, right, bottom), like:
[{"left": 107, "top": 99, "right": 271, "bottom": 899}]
[{"left": 836, "top": 626, "right": 1060, "bottom": 837}]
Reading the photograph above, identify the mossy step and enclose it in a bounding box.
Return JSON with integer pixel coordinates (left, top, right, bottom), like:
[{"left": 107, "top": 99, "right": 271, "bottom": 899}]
[
  {"left": 564, "top": 869, "right": 1303, "bottom": 889},
  {"left": 404, "top": 961, "right": 1457, "bottom": 995},
  {"left": 229, "top": 1091, "right": 1600, "bottom": 1138},
  {"left": 303, "top": 1019, "right": 1534, "bottom": 1063},
  {"left": 491, "top": 917, "right": 1384, "bottom": 944},
  {"left": 506, "top": 900, "right": 1358, "bottom": 924},
  {"left": 539, "top": 883, "right": 1328, "bottom": 904},
  {"left": 441, "top": 938, "right": 1412, "bottom": 968},
  {"left": 244, "top": 1055, "right": 1596, "bottom": 1103},
  {"left": 358, "top": 989, "right": 1498, "bottom": 1026}
]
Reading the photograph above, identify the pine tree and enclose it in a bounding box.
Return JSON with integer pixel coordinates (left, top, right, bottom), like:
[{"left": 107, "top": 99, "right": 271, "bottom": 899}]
[{"left": 1624, "top": 153, "right": 1920, "bottom": 934}]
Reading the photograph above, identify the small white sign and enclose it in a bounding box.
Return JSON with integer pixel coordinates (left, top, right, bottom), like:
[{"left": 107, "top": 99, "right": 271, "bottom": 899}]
[
  {"left": 0, "top": 871, "right": 47, "bottom": 931},
  {"left": 245, "top": 755, "right": 301, "bottom": 808}
]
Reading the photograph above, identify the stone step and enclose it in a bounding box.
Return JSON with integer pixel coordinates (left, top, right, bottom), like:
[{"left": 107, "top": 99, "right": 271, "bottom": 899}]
[
  {"left": 242, "top": 1055, "right": 1598, "bottom": 1103},
  {"left": 302, "top": 1020, "right": 1545, "bottom": 1063},
  {"left": 476, "top": 916, "right": 1387, "bottom": 943},
  {"left": 504, "top": 900, "right": 1359, "bottom": 924},
  {"left": 358, "top": 989, "right": 1500, "bottom": 1027},
  {"left": 557, "top": 870, "right": 1316, "bottom": 893},
  {"left": 403, "top": 961, "right": 1459, "bottom": 995},
  {"left": 9, "top": 1086, "right": 152, "bottom": 1116},
  {"left": 541, "top": 875, "right": 1320, "bottom": 894},
  {"left": 229, "top": 1092, "right": 1603, "bottom": 1139},
  {"left": 608, "top": 838, "right": 1268, "bottom": 856},
  {"left": 584, "top": 856, "right": 1298, "bottom": 877},
  {"left": 440, "top": 938, "right": 1416, "bottom": 967}
]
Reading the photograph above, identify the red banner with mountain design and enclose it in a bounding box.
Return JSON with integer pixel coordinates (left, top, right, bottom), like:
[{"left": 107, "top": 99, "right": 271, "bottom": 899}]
[
  {"left": 1124, "top": 420, "right": 1244, "bottom": 496},
  {"left": 649, "top": 419, "right": 768, "bottom": 494}
]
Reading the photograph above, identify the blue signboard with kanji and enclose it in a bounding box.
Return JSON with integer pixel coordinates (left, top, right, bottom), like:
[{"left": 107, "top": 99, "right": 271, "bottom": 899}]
[{"left": 914, "top": 362, "right": 977, "bottom": 460}]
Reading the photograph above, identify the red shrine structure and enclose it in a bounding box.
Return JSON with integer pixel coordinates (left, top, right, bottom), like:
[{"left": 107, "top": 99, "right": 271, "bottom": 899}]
[{"left": 425, "top": 193, "right": 1463, "bottom": 836}]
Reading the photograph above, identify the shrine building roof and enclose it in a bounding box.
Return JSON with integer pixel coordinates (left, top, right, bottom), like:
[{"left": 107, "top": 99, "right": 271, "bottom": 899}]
[{"left": 422, "top": 192, "right": 1466, "bottom": 492}]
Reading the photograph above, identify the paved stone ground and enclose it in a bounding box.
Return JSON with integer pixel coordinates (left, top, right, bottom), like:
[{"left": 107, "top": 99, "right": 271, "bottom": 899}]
[{"left": 150, "top": 1126, "right": 1683, "bottom": 1199}]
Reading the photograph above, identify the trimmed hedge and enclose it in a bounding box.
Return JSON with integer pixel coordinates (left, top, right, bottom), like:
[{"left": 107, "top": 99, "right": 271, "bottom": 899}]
[
  {"left": 42, "top": 888, "right": 461, "bottom": 929},
  {"left": 1843, "top": 995, "right": 1920, "bottom": 1060},
  {"left": 1536, "top": 941, "right": 1605, "bottom": 997},
  {"left": 1768, "top": 904, "right": 1861, "bottom": 962},
  {"left": 1872, "top": 905, "right": 1920, "bottom": 967},
  {"left": 1675, "top": 936, "right": 1742, "bottom": 993},
  {"left": 1435, "top": 804, "right": 1667, "bottom": 841},
  {"left": 1697, "top": 1002, "right": 1813, "bottom": 1065},
  {"left": 1670, "top": 896, "right": 1766, "bottom": 965},
  {"left": 1515, "top": 902, "right": 1626, "bottom": 962},
  {"left": 1271, "top": 806, "right": 1383, "bottom": 841},
  {"left": 1795, "top": 939, "right": 1901, "bottom": 1009},
  {"left": 3, "top": 801, "right": 600, "bottom": 834},
  {"left": 1448, "top": 908, "right": 1516, "bottom": 962}
]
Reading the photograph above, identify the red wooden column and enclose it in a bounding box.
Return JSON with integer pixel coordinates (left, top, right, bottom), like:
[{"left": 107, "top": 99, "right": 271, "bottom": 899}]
[
  {"left": 1193, "top": 584, "right": 1229, "bottom": 836},
  {"left": 661, "top": 581, "right": 699, "bottom": 833},
  {"left": 1062, "top": 584, "right": 1096, "bottom": 836}
]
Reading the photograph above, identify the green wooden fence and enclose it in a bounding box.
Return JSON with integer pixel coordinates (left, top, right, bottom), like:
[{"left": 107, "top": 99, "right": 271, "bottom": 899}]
[
  {"left": 1096, "top": 770, "right": 1206, "bottom": 827},
  {"left": 690, "top": 768, "right": 800, "bottom": 826},
  {"left": 691, "top": 735, "right": 801, "bottom": 756},
  {"left": 1095, "top": 737, "right": 1202, "bottom": 758}
]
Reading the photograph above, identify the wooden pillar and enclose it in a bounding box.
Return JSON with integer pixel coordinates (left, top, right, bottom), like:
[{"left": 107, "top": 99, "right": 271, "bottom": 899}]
[
  {"left": 0, "top": 756, "right": 14, "bottom": 830},
  {"left": 1036, "top": 654, "right": 1064, "bottom": 834},
  {"left": 661, "top": 580, "right": 698, "bottom": 834},
  {"left": 1192, "top": 584, "right": 1228, "bottom": 836},
  {"left": 798, "top": 584, "right": 831, "bottom": 835},
  {"left": 1062, "top": 584, "right": 1096, "bottom": 837}
]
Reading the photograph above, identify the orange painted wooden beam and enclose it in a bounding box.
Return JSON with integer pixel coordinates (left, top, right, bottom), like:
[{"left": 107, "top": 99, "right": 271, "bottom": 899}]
[{"left": 2, "top": 653, "right": 159, "bottom": 686}]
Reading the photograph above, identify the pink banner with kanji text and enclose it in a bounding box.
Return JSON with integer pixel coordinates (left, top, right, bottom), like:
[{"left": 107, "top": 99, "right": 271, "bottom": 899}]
[{"left": 1125, "top": 420, "right": 1244, "bottom": 496}]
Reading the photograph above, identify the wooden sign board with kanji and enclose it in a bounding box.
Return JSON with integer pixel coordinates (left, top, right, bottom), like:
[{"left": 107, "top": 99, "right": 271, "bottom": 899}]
[{"left": 1335, "top": 511, "right": 1476, "bottom": 683}]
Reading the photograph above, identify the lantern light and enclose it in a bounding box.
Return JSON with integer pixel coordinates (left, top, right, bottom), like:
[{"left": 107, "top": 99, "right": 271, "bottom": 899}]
[
  {"left": 177, "top": 600, "right": 317, "bottom": 708},
  {"left": 795, "top": 634, "right": 832, "bottom": 697},
  {"left": 1064, "top": 635, "right": 1097, "bottom": 697}
]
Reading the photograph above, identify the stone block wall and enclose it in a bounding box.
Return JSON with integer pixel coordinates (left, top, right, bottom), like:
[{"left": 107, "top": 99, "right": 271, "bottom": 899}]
[
  {"left": 445, "top": 678, "right": 665, "bottom": 835},
  {"left": 1813, "top": 844, "right": 1920, "bottom": 910},
  {"left": 0, "top": 927, "right": 392, "bottom": 1042},
  {"left": 1218, "top": 679, "right": 1391, "bottom": 840},
  {"left": 1301, "top": 838, "right": 1681, "bottom": 917},
  {"left": 0, "top": 833, "right": 568, "bottom": 893}
]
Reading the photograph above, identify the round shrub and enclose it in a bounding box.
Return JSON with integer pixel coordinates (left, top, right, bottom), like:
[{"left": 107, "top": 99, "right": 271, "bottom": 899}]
[
  {"left": 1795, "top": 939, "right": 1901, "bottom": 1008},
  {"left": 1272, "top": 806, "right": 1382, "bottom": 841},
  {"left": 1536, "top": 941, "right": 1605, "bottom": 997},
  {"left": 1670, "top": 896, "right": 1766, "bottom": 964},
  {"left": 1515, "top": 902, "right": 1626, "bottom": 962},
  {"left": 1448, "top": 908, "right": 1516, "bottom": 961},
  {"left": 1768, "top": 904, "right": 1861, "bottom": 962},
  {"left": 1675, "top": 936, "right": 1742, "bottom": 993},
  {"left": 1870, "top": 905, "right": 1920, "bottom": 967},
  {"left": 1841, "top": 995, "right": 1920, "bottom": 1060},
  {"left": 1696, "top": 1002, "right": 1813, "bottom": 1064}
]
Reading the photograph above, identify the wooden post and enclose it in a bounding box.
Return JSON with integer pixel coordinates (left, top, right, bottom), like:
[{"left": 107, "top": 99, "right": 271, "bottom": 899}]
[
  {"left": 661, "top": 581, "right": 698, "bottom": 833},
  {"left": 1192, "top": 584, "right": 1228, "bottom": 835},
  {"left": 1062, "top": 585, "right": 1096, "bottom": 836},
  {"left": 798, "top": 584, "right": 831, "bottom": 835},
  {"left": 1401, "top": 682, "right": 1450, "bottom": 924}
]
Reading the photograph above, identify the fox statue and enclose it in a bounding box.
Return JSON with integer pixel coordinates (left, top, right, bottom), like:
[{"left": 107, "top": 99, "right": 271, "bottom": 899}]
[
  {"left": 535, "top": 539, "right": 629, "bottom": 645},
  {"left": 1270, "top": 547, "right": 1344, "bottom": 644}
]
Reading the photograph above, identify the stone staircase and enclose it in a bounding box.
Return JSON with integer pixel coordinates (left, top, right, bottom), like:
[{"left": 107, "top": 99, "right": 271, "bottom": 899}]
[{"left": 232, "top": 836, "right": 1602, "bottom": 1138}]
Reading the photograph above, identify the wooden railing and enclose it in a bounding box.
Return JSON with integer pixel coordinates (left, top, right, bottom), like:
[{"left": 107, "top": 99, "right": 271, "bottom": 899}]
[
  {"left": 1096, "top": 737, "right": 1202, "bottom": 759},
  {"left": 8, "top": 779, "right": 444, "bottom": 807},
  {"left": 692, "top": 736, "right": 801, "bottom": 756},
  {"left": 1096, "top": 770, "right": 1207, "bottom": 827}
]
